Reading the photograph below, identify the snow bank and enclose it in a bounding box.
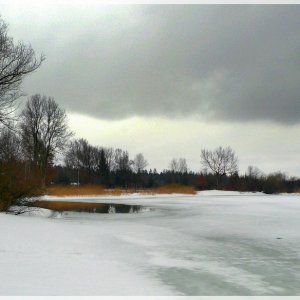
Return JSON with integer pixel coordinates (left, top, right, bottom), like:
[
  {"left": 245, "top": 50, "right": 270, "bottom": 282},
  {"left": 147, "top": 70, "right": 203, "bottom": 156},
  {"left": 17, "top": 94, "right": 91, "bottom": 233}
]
[
  {"left": 33, "top": 189, "right": 300, "bottom": 204},
  {"left": 197, "top": 190, "right": 264, "bottom": 196}
]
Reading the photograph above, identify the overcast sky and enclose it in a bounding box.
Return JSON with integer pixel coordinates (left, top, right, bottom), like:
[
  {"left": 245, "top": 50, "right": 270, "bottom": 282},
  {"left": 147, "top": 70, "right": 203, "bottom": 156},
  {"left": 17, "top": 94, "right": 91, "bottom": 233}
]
[{"left": 1, "top": 2, "right": 300, "bottom": 175}]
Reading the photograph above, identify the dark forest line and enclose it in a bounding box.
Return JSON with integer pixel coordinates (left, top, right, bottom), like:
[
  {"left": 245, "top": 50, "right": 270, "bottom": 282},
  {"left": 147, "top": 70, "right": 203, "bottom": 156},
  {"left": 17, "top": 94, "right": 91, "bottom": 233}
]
[{"left": 52, "top": 161, "right": 300, "bottom": 195}]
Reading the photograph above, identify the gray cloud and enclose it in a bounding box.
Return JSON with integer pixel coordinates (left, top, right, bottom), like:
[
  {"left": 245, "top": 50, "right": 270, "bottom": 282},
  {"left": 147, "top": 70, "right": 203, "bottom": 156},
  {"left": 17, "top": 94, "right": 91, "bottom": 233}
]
[{"left": 4, "top": 4, "right": 300, "bottom": 123}]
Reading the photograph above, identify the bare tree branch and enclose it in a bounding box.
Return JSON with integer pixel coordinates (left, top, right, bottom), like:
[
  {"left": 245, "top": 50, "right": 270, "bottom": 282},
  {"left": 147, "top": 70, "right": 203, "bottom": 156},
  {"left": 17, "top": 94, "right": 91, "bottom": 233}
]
[
  {"left": 20, "top": 94, "right": 73, "bottom": 187},
  {"left": 201, "top": 146, "right": 239, "bottom": 188},
  {"left": 0, "top": 17, "right": 45, "bottom": 126},
  {"left": 133, "top": 153, "right": 148, "bottom": 173}
]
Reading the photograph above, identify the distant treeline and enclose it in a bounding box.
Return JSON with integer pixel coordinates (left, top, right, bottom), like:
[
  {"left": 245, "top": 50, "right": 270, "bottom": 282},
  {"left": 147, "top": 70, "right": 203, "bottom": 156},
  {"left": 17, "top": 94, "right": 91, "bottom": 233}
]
[
  {"left": 52, "top": 162, "right": 300, "bottom": 195},
  {"left": 50, "top": 138, "right": 300, "bottom": 194}
]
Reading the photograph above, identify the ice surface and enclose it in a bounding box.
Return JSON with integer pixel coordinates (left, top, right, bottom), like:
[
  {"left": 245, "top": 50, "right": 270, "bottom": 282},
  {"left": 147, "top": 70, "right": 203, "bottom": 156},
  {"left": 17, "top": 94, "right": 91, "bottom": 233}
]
[{"left": 1, "top": 191, "right": 300, "bottom": 295}]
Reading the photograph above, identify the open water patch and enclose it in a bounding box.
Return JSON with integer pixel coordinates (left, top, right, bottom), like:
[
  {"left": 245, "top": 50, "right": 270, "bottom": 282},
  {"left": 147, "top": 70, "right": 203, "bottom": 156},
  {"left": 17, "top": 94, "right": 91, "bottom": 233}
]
[{"left": 28, "top": 200, "right": 150, "bottom": 214}]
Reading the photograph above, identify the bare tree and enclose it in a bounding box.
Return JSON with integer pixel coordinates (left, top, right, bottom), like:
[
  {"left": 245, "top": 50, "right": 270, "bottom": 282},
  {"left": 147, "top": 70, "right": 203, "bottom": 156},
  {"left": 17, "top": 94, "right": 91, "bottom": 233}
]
[
  {"left": 0, "top": 126, "right": 42, "bottom": 211},
  {"left": 133, "top": 153, "right": 148, "bottom": 173},
  {"left": 20, "top": 94, "right": 73, "bottom": 186},
  {"left": 112, "top": 149, "right": 132, "bottom": 172},
  {"left": 104, "top": 147, "right": 114, "bottom": 172},
  {"left": 0, "top": 17, "right": 44, "bottom": 126},
  {"left": 178, "top": 158, "right": 188, "bottom": 173},
  {"left": 169, "top": 158, "right": 188, "bottom": 173},
  {"left": 65, "top": 139, "right": 81, "bottom": 170},
  {"left": 112, "top": 148, "right": 133, "bottom": 188},
  {"left": 201, "top": 146, "right": 238, "bottom": 188},
  {"left": 65, "top": 138, "right": 99, "bottom": 184},
  {"left": 246, "top": 165, "right": 262, "bottom": 179},
  {"left": 0, "top": 125, "right": 22, "bottom": 161},
  {"left": 169, "top": 158, "right": 179, "bottom": 172},
  {"left": 95, "top": 147, "right": 109, "bottom": 184},
  {"left": 245, "top": 165, "right": 264, "bottom": 192}
]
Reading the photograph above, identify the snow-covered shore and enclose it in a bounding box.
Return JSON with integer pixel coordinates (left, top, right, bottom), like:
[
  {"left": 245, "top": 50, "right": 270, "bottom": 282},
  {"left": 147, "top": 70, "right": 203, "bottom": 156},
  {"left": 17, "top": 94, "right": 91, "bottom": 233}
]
[{"left": 1, "top": 191, "right": 300, "bottom": 295}]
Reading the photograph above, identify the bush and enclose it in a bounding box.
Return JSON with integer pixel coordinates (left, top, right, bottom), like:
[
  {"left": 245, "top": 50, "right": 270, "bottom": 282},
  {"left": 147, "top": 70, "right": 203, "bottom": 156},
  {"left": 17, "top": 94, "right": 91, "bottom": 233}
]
[{"left": 0, "top": 161, "right": 42, "bottom": 211}]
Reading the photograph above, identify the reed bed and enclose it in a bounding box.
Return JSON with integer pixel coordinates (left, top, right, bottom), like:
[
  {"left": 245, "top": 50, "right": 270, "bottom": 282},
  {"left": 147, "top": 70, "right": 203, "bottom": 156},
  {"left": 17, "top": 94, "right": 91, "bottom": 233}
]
[{"left": 45, "top": 184, "right": 196, "bottom": 196}]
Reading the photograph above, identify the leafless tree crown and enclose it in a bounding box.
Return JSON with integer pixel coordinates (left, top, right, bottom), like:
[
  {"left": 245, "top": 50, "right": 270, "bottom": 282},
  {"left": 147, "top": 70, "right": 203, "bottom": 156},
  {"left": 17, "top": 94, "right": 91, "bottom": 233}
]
[
  {"left": 201, "top": 146, "right": 238, "bottom": 177},
  {"left": 20, "top": 94, "right": 73, "bottom": 185},
  {"left": 133, "top": 153, "right": 148, "bottom": 173},
  {"left": 0, "top": 17, "right": 45, "bottom": 126},
  {"left": 247, "top": 165, "right": 263, "bottom": 179},
  {"left": 65, "top": 138, "right": 95, "bottom": 171},
  {"left": 0, "top": 126, "right": 22, "bottom": 161},
  {"left": 169, "top": 157, "right": 188, "bottom": 173}
]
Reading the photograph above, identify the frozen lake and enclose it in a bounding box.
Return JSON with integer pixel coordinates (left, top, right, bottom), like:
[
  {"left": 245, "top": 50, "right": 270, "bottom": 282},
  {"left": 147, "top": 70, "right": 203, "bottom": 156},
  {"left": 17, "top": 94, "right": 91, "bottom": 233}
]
[{"left": 1, "top": 190, "right": 300, "bottom": 295}]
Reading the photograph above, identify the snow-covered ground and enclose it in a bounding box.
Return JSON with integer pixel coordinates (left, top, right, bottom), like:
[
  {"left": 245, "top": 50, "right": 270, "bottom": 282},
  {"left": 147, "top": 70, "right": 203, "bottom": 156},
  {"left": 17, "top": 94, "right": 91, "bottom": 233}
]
[{"left": 1, "top": 190, "right": 300, "bottom": 295}]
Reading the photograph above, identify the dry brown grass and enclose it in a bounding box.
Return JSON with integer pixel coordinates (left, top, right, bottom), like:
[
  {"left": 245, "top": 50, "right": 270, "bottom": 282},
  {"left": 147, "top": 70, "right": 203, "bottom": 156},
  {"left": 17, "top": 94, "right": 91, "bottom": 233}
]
[
  {"left": 151, "top": 184, "right": 196, "bottom": 195},
  {"left": 46, "top": 184, "right": 117, "bottom": 196},
  {"left": 45, "top": 184, "right": 196, "bottom": 196}
]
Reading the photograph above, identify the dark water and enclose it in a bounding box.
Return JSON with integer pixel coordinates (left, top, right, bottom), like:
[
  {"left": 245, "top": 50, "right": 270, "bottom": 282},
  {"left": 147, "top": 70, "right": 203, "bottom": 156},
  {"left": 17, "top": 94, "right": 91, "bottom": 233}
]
[
  {"left": 29, "top": 201, "right": 146, "bottom": 214},
  {"left": 81, "top": 203, "right": 145, "bottom": 214}
]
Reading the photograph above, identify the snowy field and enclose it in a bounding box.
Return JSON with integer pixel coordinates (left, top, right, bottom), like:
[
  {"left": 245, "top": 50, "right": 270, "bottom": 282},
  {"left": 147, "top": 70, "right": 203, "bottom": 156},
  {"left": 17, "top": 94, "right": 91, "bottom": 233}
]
[{"left": 1, "top": 190, "right": 300, "bottom": 296}]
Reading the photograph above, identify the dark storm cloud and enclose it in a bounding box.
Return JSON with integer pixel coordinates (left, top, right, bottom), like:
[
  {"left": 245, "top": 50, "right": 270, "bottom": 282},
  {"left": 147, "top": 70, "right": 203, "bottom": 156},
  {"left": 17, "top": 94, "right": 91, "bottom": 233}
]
[{"left": 19, "top": 5, "right": 300, "bottom": 123}]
